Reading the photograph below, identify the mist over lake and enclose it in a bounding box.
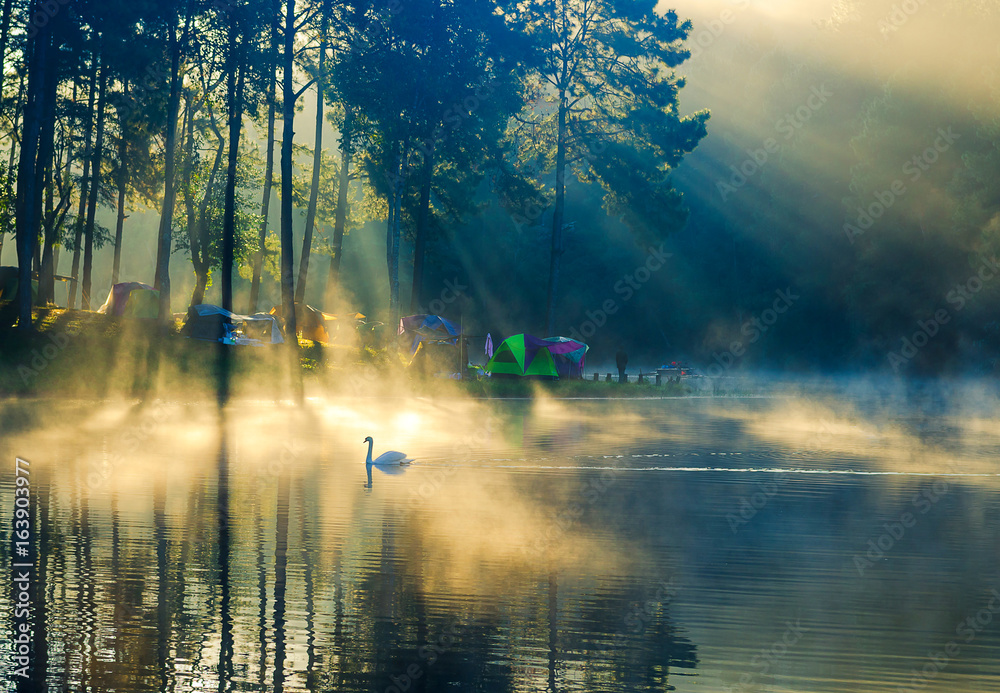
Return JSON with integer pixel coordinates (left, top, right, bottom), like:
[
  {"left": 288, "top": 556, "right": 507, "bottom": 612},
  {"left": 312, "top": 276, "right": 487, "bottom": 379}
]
[{"left": 3, "top": 0, "right": 1000, "bottom": 690}]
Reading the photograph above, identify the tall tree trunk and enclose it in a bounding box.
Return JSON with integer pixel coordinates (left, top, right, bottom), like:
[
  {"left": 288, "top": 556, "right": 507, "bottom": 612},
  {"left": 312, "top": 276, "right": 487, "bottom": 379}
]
[
  {"left": 39, "top": 168, "right": 54, "bottom": 303},
  {"left": 0, "top": 71, "right": 24, "bottom": 265},
  {"left": 82, "top": 56, "right": 109, "bottom": 311},
  {"left": 279, "top": 0, "right": 297, "bottom": 336},
  {"left": 323, "top": 109, "right": 352, "bottom": 309},
  {"left": 68, "top": 59, "right": 97, "bottom": 310},
  {"left": 154, "top": 14, "right": 185, "bottom": 321},
  {"left": 190, "top": 270, "right": 210, "bottom": 307},
  {"left": 546, "top": 89, "right": 568, "bottom": 336},
  {"left": 389, "top": 150, "right": 404, "bottom": 323},
  {"left": 0, "top": 0, "right": 13, "bottom": 96},
  {"left": 13, "top": 0, "right": 48, "bottom": 328},
  {"left": 249, "top": 4, "right": 279, "bottom": 314},
  {"left": 0, "top": 0, "right": 14, "bottom": 267},
  {"left": 294, "top": 6, "right": 327, "bottom": 305},
  {"left": 181, "top": 100, "right": 201, "bottom": 306},
  {"left": 190, "top": 118, "right": 226, "bottom": 307},
  {"left": 34, "top": 15, "right": 60, "bottom": 304},
  {"left": 112, "top": 179, "right": 126, "bottom": 284},
  {"left": 5, "top": 70, "right": 22, "bottom": 174},
  {"left": 222, "top": 17, "right": 246, "bottom": 313},
  {"left": 112, "top": 81, "right": 129, "bottom": 286},
  {"left": 32, "top": 233, "right": 40, "bottom": 274},
  {"left": 385, "top": 157, "right": 395, "bottom": 313},
  {"left": 410, "top": 146, "right": 433, "bottom": 313},
  {"left": 39, "top": 85, "right": 73, "bottom": 304}
]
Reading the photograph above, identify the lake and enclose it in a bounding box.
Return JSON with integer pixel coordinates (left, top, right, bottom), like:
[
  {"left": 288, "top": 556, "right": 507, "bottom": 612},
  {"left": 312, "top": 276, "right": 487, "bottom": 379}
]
[{"left": 2, "top": 386, "right": 999, "bottom": 691}]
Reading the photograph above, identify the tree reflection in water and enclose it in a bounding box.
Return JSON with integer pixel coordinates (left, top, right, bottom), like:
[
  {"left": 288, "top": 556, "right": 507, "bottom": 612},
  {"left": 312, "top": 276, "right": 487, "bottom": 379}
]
[{"left": 1, "top": 403, "right": 698, "bottom": 692}]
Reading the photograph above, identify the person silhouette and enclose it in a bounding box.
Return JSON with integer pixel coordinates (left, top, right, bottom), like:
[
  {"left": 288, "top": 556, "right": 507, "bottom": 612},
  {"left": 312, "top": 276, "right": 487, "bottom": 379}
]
[{"left": 616, "top": 346, "right": 628, "bottom": 384}]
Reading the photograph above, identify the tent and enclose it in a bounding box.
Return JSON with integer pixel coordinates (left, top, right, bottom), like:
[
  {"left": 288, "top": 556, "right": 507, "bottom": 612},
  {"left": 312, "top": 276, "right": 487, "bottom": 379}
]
[
  {"left": 0, "top": 266, "right": 38, "bottom": 303},
  {"left": 182, "top": 304, "right": 284, "bottom": 345},
  {"left": 485, "top": 334, "right": 559, "bottom": 379},
  {"left": 98, "top": 282, "right": 159, "bottom": 318},
  {"left": 543, "top": 336, "right": 589, "bottom": 378},
  {"left": 398, "top": 314, "right": 460, "bottom": 355},
  {"left": 270, "top": 304, "right": 366, "bottom": 344}
]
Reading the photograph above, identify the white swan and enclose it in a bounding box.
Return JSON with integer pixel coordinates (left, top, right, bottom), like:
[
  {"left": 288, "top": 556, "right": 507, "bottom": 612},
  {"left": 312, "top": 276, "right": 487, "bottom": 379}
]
[{"left": 364, "top": 436, "right": 414, "bottom": 466}]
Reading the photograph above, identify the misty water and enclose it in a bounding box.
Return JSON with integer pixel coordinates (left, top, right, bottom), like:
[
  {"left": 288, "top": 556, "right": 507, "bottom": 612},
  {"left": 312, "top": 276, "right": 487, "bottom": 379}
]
[{"left": 2, "top": 388, "right": 1000, "bottom": 692}]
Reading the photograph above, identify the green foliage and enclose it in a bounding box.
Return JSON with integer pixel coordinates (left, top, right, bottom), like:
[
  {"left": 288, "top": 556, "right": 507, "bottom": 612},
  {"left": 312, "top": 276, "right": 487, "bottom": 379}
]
[
  {"left": 0, "top": 165, "right": 13, "bottom": 236},
  {"left": 511, "top": 0, "right": 709, "bottom": 245},
  {"left": 61, "top": 217, "right": 113, "bottom": 251},
  {"left": 173, "top": 135, "right": 263, "bottom": 272}
]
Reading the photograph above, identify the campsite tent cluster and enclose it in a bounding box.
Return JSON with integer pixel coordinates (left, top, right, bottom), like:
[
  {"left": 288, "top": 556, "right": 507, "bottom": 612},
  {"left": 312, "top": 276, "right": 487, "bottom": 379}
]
[
  {"left": 396, "top": 315, "right": 588, "bottom": 379},
  {"left": 486, "top": 333, "right": 589, "bottom": 379},
  {"left": 90, "top": 281, "right": 366, "bottom": 346},
  {"left": 35, "top": 280, "right": 589, "bottom": 376}
]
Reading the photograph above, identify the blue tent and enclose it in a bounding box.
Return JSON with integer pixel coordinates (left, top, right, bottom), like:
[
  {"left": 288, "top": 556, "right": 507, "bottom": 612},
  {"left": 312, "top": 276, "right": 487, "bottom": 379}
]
[{"left": 398, "top": 314, "right": 460, "bottom": 355}]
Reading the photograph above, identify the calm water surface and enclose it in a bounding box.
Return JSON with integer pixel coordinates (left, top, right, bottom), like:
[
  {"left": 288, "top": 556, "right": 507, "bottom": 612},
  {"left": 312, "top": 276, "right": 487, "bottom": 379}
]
[{"left": 1, "top": 392, "right": 999, "bottom": 692}]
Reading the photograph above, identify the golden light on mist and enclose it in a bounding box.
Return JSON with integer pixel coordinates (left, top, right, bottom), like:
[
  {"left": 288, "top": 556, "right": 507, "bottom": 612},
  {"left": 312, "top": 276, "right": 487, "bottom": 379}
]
[
  {"left": 719, "top": 390, "right": 1000, "bottom": 483},
  {"left": 393, "top": 411, "right": 423, "bottom": 434}
]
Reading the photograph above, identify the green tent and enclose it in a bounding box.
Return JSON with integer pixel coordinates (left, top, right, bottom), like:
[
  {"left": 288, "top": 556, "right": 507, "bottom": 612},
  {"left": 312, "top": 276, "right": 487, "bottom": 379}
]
[
  {"left": 0, "top": 266, "right": 38, "bottom": 303},
  {"left": 486, "top": 333, "right": 559, "bottom": 378}
]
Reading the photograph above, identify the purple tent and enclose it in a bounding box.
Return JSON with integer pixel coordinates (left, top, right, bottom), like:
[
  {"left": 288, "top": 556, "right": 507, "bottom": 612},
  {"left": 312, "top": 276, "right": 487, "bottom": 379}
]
[{"left": 542, "top": 336, "right": 589, "bottom": 378}]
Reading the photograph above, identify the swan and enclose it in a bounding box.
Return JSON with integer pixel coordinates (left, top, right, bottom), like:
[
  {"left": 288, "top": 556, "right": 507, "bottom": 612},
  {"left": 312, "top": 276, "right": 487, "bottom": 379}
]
[{"left": 364, "top": 436, "right": 414, "bottom": 466}]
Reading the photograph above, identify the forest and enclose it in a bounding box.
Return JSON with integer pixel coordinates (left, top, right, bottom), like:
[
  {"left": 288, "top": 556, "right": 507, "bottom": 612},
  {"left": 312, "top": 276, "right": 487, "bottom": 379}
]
[{"left": 1, "top": 0, "right": 998, "bottom": 376}]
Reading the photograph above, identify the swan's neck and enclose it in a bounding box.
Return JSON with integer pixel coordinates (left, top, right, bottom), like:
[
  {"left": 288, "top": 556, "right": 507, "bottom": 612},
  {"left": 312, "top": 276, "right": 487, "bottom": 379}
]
[{"left": 366, "top": 439, "right": 373, "bottom": 465}]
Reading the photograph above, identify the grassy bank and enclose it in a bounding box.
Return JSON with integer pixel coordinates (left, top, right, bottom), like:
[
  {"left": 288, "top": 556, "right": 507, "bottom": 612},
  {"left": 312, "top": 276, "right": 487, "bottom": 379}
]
[{"left": 459, "top": 377, "right": 688, "bottom": 398}]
